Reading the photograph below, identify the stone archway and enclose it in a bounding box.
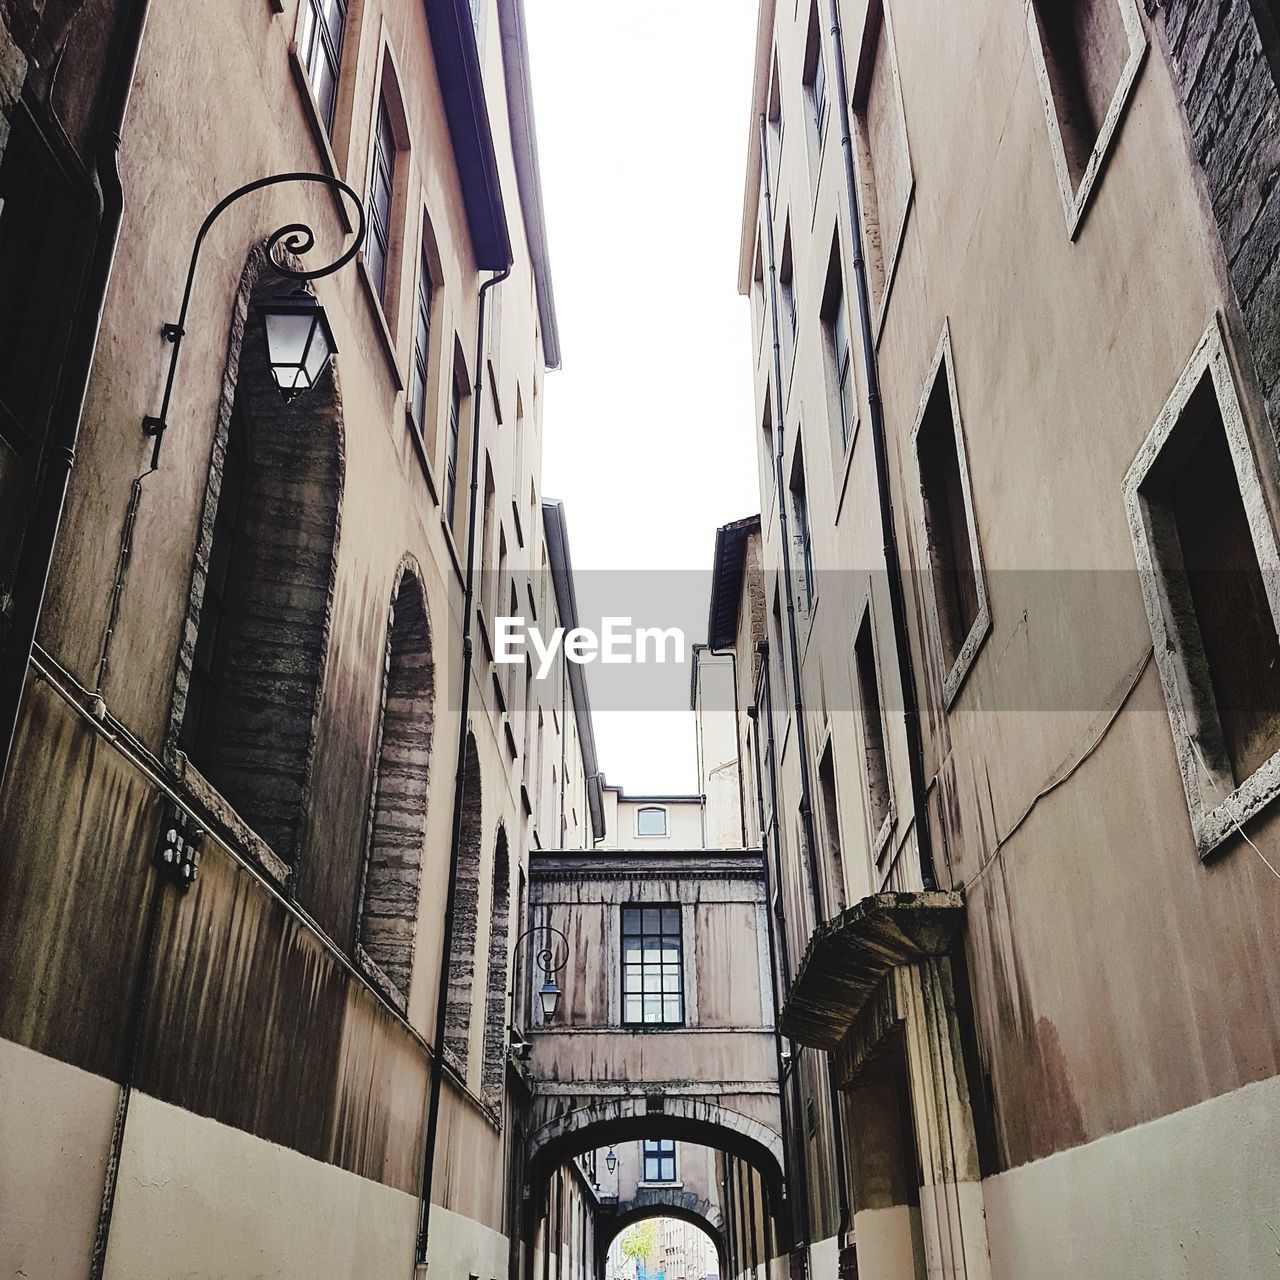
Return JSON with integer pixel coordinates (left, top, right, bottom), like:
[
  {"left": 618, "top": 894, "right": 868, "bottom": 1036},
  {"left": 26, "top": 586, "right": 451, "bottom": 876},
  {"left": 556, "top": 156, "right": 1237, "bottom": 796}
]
[
  {"left": 599, "top": 1197, "right": 727, "bottom": 1280},
  {"left": 528, "top": 1095, "right": 786, "bottom": 1200}
]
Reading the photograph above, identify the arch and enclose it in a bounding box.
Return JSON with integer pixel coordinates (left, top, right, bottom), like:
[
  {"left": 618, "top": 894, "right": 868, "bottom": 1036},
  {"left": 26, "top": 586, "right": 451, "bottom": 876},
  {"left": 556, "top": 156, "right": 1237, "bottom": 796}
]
[
  {"left": 173, "top": 245, "right": 344, "bottom": 866},
  {"left": 356, "top": 557, "right": 434, "bottom": 1006},
  {"left": 528, "top": 1096, "right": 787, "bottom": 1214},
  {"left": 444, "top": 731, "right": 482, "bottom": 1066},
  {"left": 600, "top": 1198, "right": 727, "bottom": 1280},
  {"left": 481, "top": 825, "right": 512, "bottom": 1110}
]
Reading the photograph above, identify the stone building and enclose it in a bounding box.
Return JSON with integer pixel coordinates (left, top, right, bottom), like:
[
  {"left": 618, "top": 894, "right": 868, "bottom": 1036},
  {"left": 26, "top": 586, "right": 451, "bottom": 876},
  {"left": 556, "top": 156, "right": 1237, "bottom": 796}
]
[
  {"left": 0, "top": 0, "right": 602, "bottom": 1276},
  {"left": 724, "top": 0, "right": 1280, "bottom": 1276}
]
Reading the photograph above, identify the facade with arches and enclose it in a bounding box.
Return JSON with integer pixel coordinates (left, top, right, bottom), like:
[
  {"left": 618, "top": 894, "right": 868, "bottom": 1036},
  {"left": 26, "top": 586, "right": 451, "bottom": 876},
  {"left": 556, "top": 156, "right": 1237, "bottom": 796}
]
[{"left": 0, "top": 0, "right": 600, "bottom": 1277}]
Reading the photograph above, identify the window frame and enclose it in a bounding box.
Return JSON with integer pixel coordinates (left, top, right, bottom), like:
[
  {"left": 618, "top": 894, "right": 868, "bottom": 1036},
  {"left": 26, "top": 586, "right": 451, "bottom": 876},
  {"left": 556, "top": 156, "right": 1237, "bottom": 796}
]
[
  {"left": 853, "top": 588, "right": 896, "bottom": 864},
  {"left": 409, "top": 238, "right": 436, "bottom": 438},
  {"left": 642, "top": 1139, "right": 679, "bottom": 1184},
  {"left": 635, "top": 805, "right": 669, "bottom": 838},
  {"left": 297, "top": 0, "right": 347, "bottom": 137},
  {"left": 912, "top": 321, "right": 990, "bottom": 707},
  {"left": 849, "top": 0, "right": 915, "bottom": 331},
  {"left": 1123, "top": 314, "right": 1280, "bottom": 858},
  {"left": 366, "top": 94, "right": 397, "bottom": 304},
  {"left": 445, "top": 374, "right": 463, "bottom": 529},
  {"left": 620, "top": 904, "right": 686, "bottom": 1027},
  {"left": 1025, "top": 0, "right": 1148, "bottom": 238}
]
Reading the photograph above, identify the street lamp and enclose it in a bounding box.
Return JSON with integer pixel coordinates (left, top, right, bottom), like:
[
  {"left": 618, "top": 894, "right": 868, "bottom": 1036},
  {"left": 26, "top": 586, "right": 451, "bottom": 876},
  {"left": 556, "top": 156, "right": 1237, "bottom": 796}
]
[
  {"left": 142, "top": 170, "right": 365, "bottom": 468},
  {"left": 605, "top": 1147, "right": 618, "bottom": 1175},
  {"left": 258, "top": 286, "right": 340, "bottom": 400},
  {"left": 509, "top": 923, "right": 569, "bottom": 1024}
]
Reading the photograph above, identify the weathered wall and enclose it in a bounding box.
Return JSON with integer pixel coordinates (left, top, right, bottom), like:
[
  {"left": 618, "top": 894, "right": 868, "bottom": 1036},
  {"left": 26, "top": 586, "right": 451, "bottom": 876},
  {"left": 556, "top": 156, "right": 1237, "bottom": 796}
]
[
  {"left": 740, "top": 0, "right": 1280, "bottom": 1270},
  {"left": 1156, "top": 0, "right": 1280, "bottom": 438},
  {"left": 2, "top": 0, "right": 584, "bottom": 1274}
]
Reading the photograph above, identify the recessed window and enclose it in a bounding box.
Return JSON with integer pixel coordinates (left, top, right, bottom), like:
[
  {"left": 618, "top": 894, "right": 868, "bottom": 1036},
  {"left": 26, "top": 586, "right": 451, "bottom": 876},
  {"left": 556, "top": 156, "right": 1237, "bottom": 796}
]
[
  {"left": 816, "top": 739, "right": 845, "bottom": 916},
  {"left": 779, "top": 224, "right": 797, "bottom": 383},
  {"left": 804, "top": 3, "right": 829, "bottom": 164},
  {"left": 445, "top": 375, "right": 463, "bottom": 528},
  {"left": 761, "top": 386, "right": 775, "bottom": 494},
  {"left": 1125, "top": 317, "right": 1280, "bottom": 855},
  {"left": 914, "top": 323, "right": 988, "bottom": 702},
  {"left": 789, "top": 444, "right": 815, "bottom": 615},
  {"left": 854, "top": 601, "right": 893, "bottom": 854},
  {"left": 851, "top": 0, "right": 913, "bottom": 320},
  {"left": 636, "top": 805, "right": 668, "bottom": 837},
  {"left": 622, "top": 906, "right": 684, "bottom": 1025},
  {"left": 180, "top": 405, "right": 248, "bottom": 764},
  {"left": 410, "top": 241, "right": 434, "bottom": 435},
  {"left": 1026, "top": 0, "right": 1147, "bottom": 233},
  {"left": 298, "top": 0, "right": 346, "bottom": 134},
  {"left": 821, "top": 241, "right": 856, "bottom": 458},
  {"left": 767, "top": 54, "right": 784, "bottom": 177},
  {"left": 366, "top": 96, "right": 398, "bottom": 303},
  {"left": 643, "top": 1140, "right": 678, "bottom": 1183}
]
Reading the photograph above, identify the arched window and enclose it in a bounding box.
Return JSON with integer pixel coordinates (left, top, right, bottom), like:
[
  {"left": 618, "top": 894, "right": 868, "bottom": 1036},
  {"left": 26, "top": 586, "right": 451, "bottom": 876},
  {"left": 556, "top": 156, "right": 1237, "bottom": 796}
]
[
  {"left": 444, "top": 732, "right": 483, "bottom": 1067},
  {"left": 481, "top": 828, "right": 511, "bottom": 1111},
  {"left": 175, "top": 251, "right": 343, "bottom": 866},
  {"left": 357, "top": 562, "right": 434, "bottom": 1004},
  {"left": 636, "top": 805, "right": 668, "bottom": 837}
]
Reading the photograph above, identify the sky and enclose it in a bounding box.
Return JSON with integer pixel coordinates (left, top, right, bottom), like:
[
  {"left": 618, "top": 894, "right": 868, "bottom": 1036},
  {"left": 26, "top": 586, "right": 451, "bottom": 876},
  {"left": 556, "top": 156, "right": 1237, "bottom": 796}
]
[{"left": 525, "top": 0, "right": 762, "bottom": 794}]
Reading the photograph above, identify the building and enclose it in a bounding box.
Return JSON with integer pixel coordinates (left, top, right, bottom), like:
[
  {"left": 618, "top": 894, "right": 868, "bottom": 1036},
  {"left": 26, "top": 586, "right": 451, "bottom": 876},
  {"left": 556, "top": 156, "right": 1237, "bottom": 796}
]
[
  {"left": 0, "top": 0, "right": 602, "bottom": 1277},
  {"left": 723, "top": 0, "right": 1280, "bottom": 1276}
]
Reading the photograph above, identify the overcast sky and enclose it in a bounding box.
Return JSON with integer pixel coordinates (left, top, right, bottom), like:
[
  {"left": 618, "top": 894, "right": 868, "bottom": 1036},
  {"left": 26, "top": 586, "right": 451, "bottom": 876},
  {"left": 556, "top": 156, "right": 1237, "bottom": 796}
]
[{"left": 526, "top": 0, "right": 761, "bottom": 794}]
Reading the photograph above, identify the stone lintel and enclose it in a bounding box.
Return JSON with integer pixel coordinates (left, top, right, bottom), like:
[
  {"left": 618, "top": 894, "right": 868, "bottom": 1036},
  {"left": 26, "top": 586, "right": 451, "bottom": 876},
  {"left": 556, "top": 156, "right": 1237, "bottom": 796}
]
[{"left": 779, "top": 891, "right": 965, "bottom": 1050}]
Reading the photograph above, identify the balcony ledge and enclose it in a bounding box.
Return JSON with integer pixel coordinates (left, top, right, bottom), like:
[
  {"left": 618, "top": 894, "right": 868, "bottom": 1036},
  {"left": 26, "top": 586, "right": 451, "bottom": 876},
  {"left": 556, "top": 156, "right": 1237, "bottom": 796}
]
[{"left": 780, "top": 891, "right": 965, "bottom": 1050}]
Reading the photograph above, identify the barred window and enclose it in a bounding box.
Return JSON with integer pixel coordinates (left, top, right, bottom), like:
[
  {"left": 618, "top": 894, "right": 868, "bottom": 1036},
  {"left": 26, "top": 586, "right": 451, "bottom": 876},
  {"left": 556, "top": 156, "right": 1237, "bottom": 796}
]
[{"left": 622, "top": 906, "right": 683, "bottom": 1025}]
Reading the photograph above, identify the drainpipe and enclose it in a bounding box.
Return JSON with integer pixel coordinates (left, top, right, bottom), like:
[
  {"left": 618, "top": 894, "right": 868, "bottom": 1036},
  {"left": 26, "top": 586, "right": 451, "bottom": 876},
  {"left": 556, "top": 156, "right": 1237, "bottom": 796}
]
[
  {"left": 746, "top": 691, "right": 800, "bottom": 1253},
  {"left": 0, "top": 0, "right": 152, "bottom": 786},
  {"left": 415, "top": 262, "right": 511, "bottom": 1271},
  {"left": 826, "top": 0, "right": 936, "bottom": 892},
  {"left": 757, "top": 114, "right": 852, "bottom": 1243}
]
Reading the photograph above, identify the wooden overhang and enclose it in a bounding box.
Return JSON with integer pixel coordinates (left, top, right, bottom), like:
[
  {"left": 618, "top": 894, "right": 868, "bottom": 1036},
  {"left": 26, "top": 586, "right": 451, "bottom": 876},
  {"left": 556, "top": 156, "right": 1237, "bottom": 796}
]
[{"left": 780, "top": 891, "right": 966, "bottom": 1049}]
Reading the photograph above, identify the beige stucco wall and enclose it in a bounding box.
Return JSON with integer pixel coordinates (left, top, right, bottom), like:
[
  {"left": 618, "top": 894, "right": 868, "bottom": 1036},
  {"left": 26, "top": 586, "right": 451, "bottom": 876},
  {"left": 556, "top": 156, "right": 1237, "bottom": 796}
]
[
  {"left": 740, "top": 0, "right": 1280, "bottom": 1233},
  {"left": 0, "top": 1038, "right": 115, "bottom": 1280}
]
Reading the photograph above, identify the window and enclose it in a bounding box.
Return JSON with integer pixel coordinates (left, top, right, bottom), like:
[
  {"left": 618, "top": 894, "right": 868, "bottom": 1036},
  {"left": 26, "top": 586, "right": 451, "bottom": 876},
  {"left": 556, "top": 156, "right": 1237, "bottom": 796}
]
[
  {"left": 766, "top": 56, "right": 784, "bottom": 177},
  {"left": 789, "top": 445, "right": 815, "bottom": 615},
  {"left": 410, "top": 243, "right": 434, "bottom": 433},
  {"left": 779, "top": 224, "right": 797, "bottom": 382},
  {"left": 366, "top": 96, "right": 397, "bottom": 302},
  {"left": 446, "top": 376, "right": 463, "bottom": 527},
  {"left": 854, "top": 602, "right": 893, "bottom": 853},
  {"left": 1026, "top": 0, "right": 1146, "bottom": 233},
  {"left": 1125, "top": 317, "right": 1280, "bottom": 856},
  {"left": 180, "top": 404, "right": 249, "bottom": 764},
  {"left": 175, "top": 267, "right": 343, "bottom": 865},
  {"left": 914, "top": 323, "right": 988, "bottom": 702},
  {"left": 821, "top": 245, "right": 856, "bottom": 456},
  {"left": 622, "top": 906, "right": 684, "bottom": 1025},
  {"left": 816, "top": 739, "right": 845, "bottom": 916},
  {"left": 804, "top": 4, "right": 829, "bottom": 161},
  {"left": 298, "top": 0, "right": 346, "bottom": 134},
  {"left": 643, "top": 1140, "right": 677, "bottom": 1183},
  {"left": 636, "top": 805, "right": 668, "bottom": 837},
  {"left": 0, "top": 107, "right": 94, "bottom": 586},
  {"left": 761, "top": 387, "right": 776, "bottom": 494},
  {"left": 851, "top": 1, "right": 913, "bottom": 319},
  {"left": 359, "top": 566, "right": 434, "bottom": 1005}
]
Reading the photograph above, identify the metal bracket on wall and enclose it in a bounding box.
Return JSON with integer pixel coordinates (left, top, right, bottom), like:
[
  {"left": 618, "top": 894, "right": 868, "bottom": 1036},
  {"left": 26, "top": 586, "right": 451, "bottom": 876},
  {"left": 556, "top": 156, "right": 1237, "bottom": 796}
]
[{"left": 153, "top": 802, "right": 203, "bottom": 890}]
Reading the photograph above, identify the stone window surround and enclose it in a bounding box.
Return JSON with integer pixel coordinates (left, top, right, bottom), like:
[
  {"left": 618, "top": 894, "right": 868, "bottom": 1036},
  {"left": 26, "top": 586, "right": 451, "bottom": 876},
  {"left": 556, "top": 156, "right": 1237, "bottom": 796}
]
[
  {"left": 165, "top": 245, "right": 343, "bottom": 891},
  {"left": 911, "top": 320, "right": 991, "bottom": 709},
  {"left": 852, "top": 582, "right": 897, "bottom": 867},
  {"left": 848, "top": 0, "right": 915, "bottom": 339},
  {"left": 1024, "top": 0, "right": 1148, "bottom": 239},
  {"left": 1123, "top": 313, "right": 1280, "bottom": 858}
]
